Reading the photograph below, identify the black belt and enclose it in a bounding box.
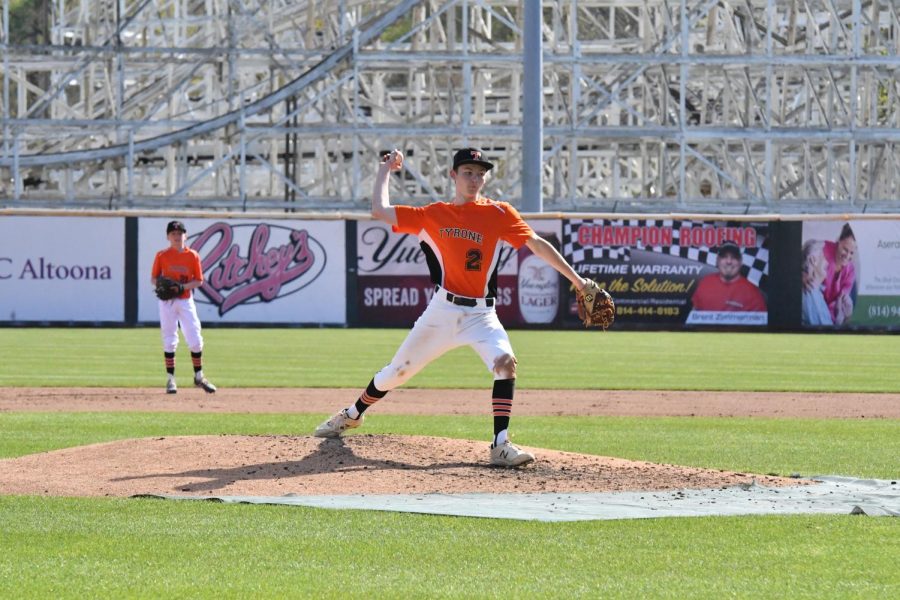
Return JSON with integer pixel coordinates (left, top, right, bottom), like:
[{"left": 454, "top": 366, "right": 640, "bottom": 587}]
[{"left": 440, "top": 287, "right": 495, "bottom": 307}]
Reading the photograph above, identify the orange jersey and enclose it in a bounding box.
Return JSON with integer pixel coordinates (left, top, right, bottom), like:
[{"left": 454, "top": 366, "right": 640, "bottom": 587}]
[
  {"left": 393, "top": 198, "right": 533, "bottom": 298},
  {"left": 151, "top": 247, "right": 203, "bottom": 300}
]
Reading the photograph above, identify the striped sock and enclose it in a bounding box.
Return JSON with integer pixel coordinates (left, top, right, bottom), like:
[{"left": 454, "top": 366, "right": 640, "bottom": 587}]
[
  {"left": 191, "top": 351, "right": 202, "bottom": 373},
  {"left": 164, "top": 352, "right": 175, "bottom": 375},
  {"left": 492, "top": 378, "right": 515, "bottom": 445},
  {"left": 349, "top": 379, "right": 388, "bottom": 418}
]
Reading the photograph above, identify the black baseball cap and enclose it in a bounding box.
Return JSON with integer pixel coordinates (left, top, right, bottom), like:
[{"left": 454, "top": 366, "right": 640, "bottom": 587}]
[
  {"left": 716, "top": 241, "right": 742, "bottom": 258},
  {"left": 166, "top": 220, "right": 187, "bottom": 234},
  {"left": 452, "top": 147, "right": 494, "bottom": 171}
]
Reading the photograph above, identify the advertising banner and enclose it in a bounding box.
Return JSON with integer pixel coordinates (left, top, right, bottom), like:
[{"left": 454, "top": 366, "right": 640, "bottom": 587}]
[
  {"left": 138, "top": 218, "right": 345, "bottom": 324},
  {"left": 801, "top": 220, "right": 900, "bottom": 330},
  {"left": 0, "top": 216, "right": 125, "bottom": 321},
  {"left": 355, "top": 220, "right": 435, "bottom": 326},
  {"left": 355, "top": 219, "right": 563, "bottom": 327},
  {"left": 512, "top": 222, "right": 564, "bottom": 326},
  {"left": 562, "top": 218, "right": 770, "bottom": 327}
]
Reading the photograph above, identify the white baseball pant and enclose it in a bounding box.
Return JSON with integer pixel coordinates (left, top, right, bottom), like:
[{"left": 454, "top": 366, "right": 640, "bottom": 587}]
[
  {"left": 158, "top": 297, "right": 204, "bottom": 353},
  {"left": 372, "top": 287, "right": 514, "bottom": 391}
]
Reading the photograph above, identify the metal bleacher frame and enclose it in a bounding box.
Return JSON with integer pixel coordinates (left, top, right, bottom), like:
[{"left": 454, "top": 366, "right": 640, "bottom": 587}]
[{"left": 1, "top": 0, "right": 898, "bottom": 214}]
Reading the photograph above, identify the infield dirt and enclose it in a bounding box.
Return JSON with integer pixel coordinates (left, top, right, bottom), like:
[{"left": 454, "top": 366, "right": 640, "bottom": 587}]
[{"left": 2, "top": 387, "right": 896, "bottom": 499}]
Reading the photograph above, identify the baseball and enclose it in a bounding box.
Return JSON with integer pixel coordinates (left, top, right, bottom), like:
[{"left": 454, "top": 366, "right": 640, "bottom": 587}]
[{"left": 383, "top": 149, "right": 403, "bottom": 170}]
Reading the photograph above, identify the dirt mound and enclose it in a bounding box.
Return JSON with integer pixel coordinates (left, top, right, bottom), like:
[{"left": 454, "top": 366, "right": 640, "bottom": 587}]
[{"left": 0, "top": 434, "right": 804, "bottom": 498}]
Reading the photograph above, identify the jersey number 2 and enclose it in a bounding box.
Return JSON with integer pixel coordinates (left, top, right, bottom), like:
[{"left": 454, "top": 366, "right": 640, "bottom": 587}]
[{"left": 465, "top": 249, "right": 482, "bottom": 271}]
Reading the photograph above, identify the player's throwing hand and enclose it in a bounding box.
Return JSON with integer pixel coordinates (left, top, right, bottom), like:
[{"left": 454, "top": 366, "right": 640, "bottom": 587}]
[{"left": 381, "top": 149, "right": 403, "bottom": 171}]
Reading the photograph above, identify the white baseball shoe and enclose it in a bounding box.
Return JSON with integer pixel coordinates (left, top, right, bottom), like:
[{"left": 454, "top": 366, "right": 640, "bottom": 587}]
[
  {"left": 194, "top": 373, "right": 217, "bottom": 393},
  {"left": 314, "top": 409, "right": 364, "bottom": 438},
  {"left": 490, "top": 440, "right": 535, "bottom": 467},
  {"left": 166, "top": 376, "right": 177, "bottom": 394}
]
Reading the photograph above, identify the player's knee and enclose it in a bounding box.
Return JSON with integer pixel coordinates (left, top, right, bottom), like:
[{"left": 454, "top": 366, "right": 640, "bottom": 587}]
[
  {"left": 493, "top": 353, "right": 517, "bottom": 379},
  {"left": 373, "top": 362, "right": 409, "bottom": 390}
]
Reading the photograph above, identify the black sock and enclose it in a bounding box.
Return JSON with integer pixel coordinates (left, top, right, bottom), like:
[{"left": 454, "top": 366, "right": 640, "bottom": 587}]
[
  {"left": 354, "top": 379, "right": 388, "bottom": 416},
  {"left": 164, "top": 352, "right": 175, "bottom": 375},
  {"left": 492, "top": 378, "right": 515, "bottom": 441}
]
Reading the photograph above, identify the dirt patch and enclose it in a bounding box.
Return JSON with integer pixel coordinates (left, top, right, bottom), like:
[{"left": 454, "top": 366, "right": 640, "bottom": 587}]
[
  {"left": 3, "top": 387, "right": 899, "bottom": 418},
  {"left": 2, "top": 386, "right": 892, "bottom": 499},
  {"left": 0, "top": 434, "right": 804, "bottom": 498}
]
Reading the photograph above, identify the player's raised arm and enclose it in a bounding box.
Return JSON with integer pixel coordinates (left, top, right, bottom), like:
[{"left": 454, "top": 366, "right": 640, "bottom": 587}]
[{"left": 371, "top": 149, "right": 402, "bottom": 226}]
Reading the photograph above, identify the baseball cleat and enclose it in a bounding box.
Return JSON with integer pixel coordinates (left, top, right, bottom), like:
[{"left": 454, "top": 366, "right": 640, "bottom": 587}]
[
  {"left": 490, "top": 441, "right": 535, "bottom": 467},
  {"left": 314, "top": 409, "right": 364, "bottom": 438},
  {"left": 166, "top": 377, "right": 177, "bottom": 394},
  {"left": 194, "top": 373, "right": 217, "bottom": 393}
]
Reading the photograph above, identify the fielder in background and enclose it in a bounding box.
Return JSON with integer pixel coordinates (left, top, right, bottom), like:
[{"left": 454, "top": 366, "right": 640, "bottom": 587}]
[
  {"left": 151, "top": 220, "right": 217, "bottom": 395},
  {"left": 314, "top": 148, "right": 591, "bottom": 467}
]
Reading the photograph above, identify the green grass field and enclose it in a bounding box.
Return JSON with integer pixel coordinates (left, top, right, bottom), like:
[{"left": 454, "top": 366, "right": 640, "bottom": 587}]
[
  {"left": 1, "top": 328, "right": 898, "bottom": 599},
  {"left": 2, "top": 328, "right": 899, "bottom": 391}
]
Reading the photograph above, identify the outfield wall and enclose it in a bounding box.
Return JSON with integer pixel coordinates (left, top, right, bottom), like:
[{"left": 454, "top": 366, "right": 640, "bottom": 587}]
[{"left": 1, "top": 213, "right": 898, "bottom": 332}]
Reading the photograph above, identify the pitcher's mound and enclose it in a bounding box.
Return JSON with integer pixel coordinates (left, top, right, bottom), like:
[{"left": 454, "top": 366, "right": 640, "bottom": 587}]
[{"left": 0, "top": 434, "right": 804, "bottom": 498}]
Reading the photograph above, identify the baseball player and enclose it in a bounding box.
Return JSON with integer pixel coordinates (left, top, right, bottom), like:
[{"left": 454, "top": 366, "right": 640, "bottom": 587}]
[
  {"left": 151, "top": 220, "right": 217, "bottom": 394},
  {"left": 314, "top": 148, "right": 589, "bottom": 467}
]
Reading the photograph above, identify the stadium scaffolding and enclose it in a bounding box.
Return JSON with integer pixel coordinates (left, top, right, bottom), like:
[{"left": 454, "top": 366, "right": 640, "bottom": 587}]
[{"left": 1, "top": 0, "right": 898, "bottom": 213}]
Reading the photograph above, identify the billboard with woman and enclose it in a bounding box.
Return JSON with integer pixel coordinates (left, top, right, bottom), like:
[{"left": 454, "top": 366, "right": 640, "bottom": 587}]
[{"left": 801, "top": 220, "right": 900, "bottom": 330}]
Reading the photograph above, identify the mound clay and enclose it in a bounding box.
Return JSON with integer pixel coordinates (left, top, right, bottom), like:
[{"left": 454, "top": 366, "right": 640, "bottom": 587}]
[
  {"left": 2, "top": 387, "right": 897, "bottom": 499},
  {"left": 0, "top": 433, "right": 804, "bottom": 498}
]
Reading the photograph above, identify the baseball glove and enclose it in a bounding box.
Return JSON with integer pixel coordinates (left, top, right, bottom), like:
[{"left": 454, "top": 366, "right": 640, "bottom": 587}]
[
  {"left": 576, "top": 280, "right": 615, "bottom": 330},
  {"left": 155, "top": 276, "right": 184, "bottom": 300}
]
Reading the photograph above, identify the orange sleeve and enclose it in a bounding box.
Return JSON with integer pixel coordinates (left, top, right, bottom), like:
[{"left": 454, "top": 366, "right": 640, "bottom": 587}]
[
  {"left": 191, "top": 250, "right": 204, "bottom": 282},
  {"left": 500, "top": 203, "right": 534, "bottom": 249},
  {"left": 151, "top": 252, "right": 162, "bottom": 278},
  {"left": 392, "top": 205, "right": 427, "bottom": 235}
]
